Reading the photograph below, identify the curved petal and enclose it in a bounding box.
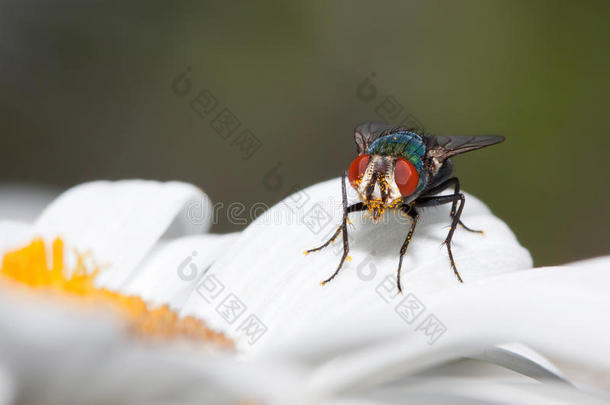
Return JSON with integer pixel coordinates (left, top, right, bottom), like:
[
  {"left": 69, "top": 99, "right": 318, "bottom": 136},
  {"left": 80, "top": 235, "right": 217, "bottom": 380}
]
[
  {"left": 0, "top": 286, "right": 297, "bottom": 405},
  {"left": 0, "top": 365, "right": 14, "bottom": 405},
  {"left": 0, "top": 183, "right": 59, "bottom": 224},
  {"left": 0, "top": 220, "right": 32, "bottom": 254},
  {"left": 357, "top": 378, "right": 608, "bottom": 405},
  {"left": 120, "top": 233, "right": 240, "bottom": 310},
  {"left": 32, "top": 180, "right": 213, "bottom": 290},
  {"left": 179, "top": 177, "right": 532, "bottom": 353},
  {"left": 470, "top": 343, "right": 568, "bottom": 383},
  {"left": 269, "top": 257, "right": 610, "bottom": 396}
]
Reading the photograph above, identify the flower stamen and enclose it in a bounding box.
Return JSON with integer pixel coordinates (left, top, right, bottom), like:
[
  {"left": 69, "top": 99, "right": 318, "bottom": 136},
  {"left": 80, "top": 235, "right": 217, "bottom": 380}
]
[{"left": 1, "top": 238, "right": 232, "bottom": 348}]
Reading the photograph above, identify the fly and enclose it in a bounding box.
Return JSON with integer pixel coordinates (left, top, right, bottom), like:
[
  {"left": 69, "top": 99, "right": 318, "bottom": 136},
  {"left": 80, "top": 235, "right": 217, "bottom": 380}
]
[{"left": 305, "top": 121, "right": 505, "bottom": 293}]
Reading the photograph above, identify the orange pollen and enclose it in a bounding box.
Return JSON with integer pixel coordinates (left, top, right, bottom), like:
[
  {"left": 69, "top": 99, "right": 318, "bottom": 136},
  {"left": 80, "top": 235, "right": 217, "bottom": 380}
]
[
  {"left": 0, "top": 238, "right": 232, "bottom": 348},
  {"left": 365, "top": 199, "right": 386, "bottom": 222}
]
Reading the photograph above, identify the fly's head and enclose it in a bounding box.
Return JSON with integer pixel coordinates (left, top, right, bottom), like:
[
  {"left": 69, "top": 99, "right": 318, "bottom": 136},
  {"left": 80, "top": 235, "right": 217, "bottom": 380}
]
[{"left": 347, "top": 153, "right": 419, "bottom": 221}]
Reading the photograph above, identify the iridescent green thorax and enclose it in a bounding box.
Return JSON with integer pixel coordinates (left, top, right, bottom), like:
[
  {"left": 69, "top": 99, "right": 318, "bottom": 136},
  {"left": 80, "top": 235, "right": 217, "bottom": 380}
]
[
  {"left": 366, "top": 131, "right": 426, "bottom": 171},
  {"left": 366, "top": 131, "right": 428, "bottom": 200}
]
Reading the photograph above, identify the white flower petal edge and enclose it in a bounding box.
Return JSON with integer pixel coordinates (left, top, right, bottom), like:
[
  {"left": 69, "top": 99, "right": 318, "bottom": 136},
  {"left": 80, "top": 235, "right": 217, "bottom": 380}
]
[
  {"left": 471, "top": 343, "right": 568, "bottom": 382},
  {"left": 0, "top": 183, "right": 59, "bottom": 224},
  {"left": 32, "top": 180, "right": 213, "bottom": 290},
  {"left": 268, "top": 257, "right": 610, "bottom": 397},
  {"left": 0, "top": 364, "right": 14, "bottom": 405},
  {"left": 0, "top": 218, "right": 301, "bottom": 404},
  {"left": 120, "top": 233, "right": 240, "bottom": 310},
  {"left": 0, "top": 286, "right": 311, "bottom": 405},
  {"left": 180, "top": 177, "right": 532, "bottom": 353},
  {"left": 0, "top": 220, "right": 32, "bottom": 254},
  {"left": 351, "top": 378, "right": 608, "bottom": 405}
]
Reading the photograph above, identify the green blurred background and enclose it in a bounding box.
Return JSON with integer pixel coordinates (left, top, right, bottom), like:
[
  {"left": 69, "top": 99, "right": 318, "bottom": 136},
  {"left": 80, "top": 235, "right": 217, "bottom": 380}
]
[{"left": 1, "top": 1, "right": 609, "bottom": 267}]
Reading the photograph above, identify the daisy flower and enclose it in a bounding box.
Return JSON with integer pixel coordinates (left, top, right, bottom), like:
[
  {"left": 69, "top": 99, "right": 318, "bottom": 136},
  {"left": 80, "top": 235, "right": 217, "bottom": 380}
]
[{"left": 0, "top": 178, "right": 608, "bottom": 404}]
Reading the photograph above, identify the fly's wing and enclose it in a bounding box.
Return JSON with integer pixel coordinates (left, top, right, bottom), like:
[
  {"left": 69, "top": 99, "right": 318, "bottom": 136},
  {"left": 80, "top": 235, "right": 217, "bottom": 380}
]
[
  {"left": 424, "top": 134, "right": 505, "bottom": 161},
  {"left": 353, "top": 121, "right": 397, "bottom": 154}
]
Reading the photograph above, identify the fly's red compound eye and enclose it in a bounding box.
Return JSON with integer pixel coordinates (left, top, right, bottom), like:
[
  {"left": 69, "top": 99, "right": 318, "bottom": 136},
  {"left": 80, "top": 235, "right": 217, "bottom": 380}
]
[
  {"left": 348, "top": 154, "right": 370, "bottom": 188},
  {"left": 394, "top": 157, "right": 419, "bottom": 196}
]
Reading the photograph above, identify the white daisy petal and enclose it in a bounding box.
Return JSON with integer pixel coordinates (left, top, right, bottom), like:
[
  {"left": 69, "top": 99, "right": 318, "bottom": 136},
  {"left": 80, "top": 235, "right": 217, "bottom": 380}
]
[
  {"left": 269, "top": 257, "right": 610, "bottom": 396},
  {"left": 361, "top": 378, "right": 608, "bottom": 405},
  {"left": 180, "top": 177, "right": 532, "bottom": 353},
  {"left": 0, "top": 364, "right": 14, "bottom": 405},
  {"left": 32, "top": 180, "right": 212, "bottom": 290},
  {"left": 0, "top": 220, "right": 32, "bottom": 254},
  {"left": 121, "top": 233, "right": 240, "bottom": 310},
  {"left": 0, "top": 287, "right": 297, "bottom": 405},
  {"left": 0, "top": 183, "right": 59, "bottom": 224},
  {"left": 3, "top": 176, "right": 605, "bottom": 403},
  {"left": 470, "top": 343, "right": 568, "bottom": 383}
]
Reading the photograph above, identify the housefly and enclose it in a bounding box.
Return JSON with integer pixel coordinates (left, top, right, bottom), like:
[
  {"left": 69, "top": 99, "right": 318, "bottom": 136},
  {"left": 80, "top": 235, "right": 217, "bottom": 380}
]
[{"left": 306, "top": 121, "right": 505, "bottom": 292}]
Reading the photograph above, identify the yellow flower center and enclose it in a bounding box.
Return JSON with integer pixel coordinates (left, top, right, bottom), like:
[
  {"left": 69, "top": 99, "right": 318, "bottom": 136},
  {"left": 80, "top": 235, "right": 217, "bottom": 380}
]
[{"left": 0, "top": 238, "right": 232, "bottom": 348}]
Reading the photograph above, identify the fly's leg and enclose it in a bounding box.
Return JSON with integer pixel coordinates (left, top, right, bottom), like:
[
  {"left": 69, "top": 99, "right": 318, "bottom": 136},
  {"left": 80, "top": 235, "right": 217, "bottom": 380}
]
[
  {"left": 304, "top": 201, "right": 365, "bottom": 253},
  {"left": 415, "top": 193, "right": 466, "bottom": 283},
  {"left": 421, "top": 177, "right": 482, "bottom": 234},
  {"left": 304, "top": 172, "right": 366, "bottom": 284},
  {"left": 320, "top": 174, "right": 363, "bottom": 285},
  {"left": 396, "top": 205, "right": 418, "bottom": 293}
]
